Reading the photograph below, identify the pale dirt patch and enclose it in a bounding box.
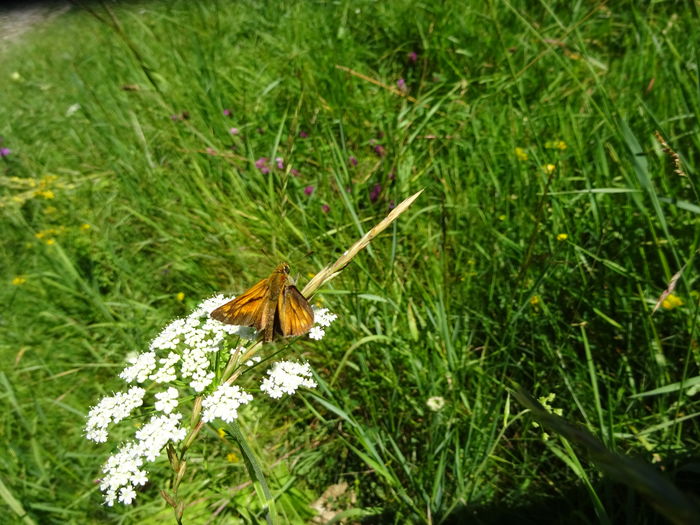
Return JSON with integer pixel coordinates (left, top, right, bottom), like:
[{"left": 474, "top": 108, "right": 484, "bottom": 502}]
[{"left": 0, "top": 3, "right": 70, "bottom": 50}]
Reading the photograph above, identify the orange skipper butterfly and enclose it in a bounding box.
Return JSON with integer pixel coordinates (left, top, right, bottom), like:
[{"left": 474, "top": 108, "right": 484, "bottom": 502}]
[{"left": 211, "top": 262, "right": 314, "bottom": 342}]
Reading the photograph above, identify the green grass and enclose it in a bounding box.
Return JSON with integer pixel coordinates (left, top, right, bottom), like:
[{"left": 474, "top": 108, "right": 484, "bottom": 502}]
[{"left": 1, "top": 0, "right": 700, "bottom": 523}]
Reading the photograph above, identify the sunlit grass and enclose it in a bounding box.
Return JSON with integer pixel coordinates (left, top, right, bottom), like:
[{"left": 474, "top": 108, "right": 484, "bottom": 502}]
[{"left": 1, "top": 0, "right": 699, "bottom": 523}]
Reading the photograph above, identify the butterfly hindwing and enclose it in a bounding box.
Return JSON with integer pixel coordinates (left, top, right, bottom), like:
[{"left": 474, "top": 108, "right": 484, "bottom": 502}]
[{"left": 276, "top": 284, "right": 314, "bottom": 337}]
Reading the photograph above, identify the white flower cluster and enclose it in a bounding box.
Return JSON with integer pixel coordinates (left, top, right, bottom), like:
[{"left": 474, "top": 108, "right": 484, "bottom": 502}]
[
  {"left": 85, "top": 387, "right": 146, "bottom": 443},
  {"left": 201, "top": 384, "right": 253, "bottom": 423},
  {"left": 260, "top": 361, "right": 317, "bottom": 398},
  {"left": 100, "top": 413, "right": 187, "bottom": 506},
  {"left": 154, "top": 387, "right": 179, "bottom": 414},
  {"left": 119, "top": 296, "right": 251, "bottom": 393},
  {"left": 86, "top": 295, "right": 336, "bottom": 506},
  {"left": 309, "top": 307, "right": 338, "bottom": 340}
]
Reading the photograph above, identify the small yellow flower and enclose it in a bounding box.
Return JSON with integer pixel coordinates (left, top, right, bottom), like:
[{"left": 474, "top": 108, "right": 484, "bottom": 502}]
[
  {"left": 80, "top": 223, "right": 91, "bottom": 231},
  {"left": 45, "top": 238, "right": 56, "bottom": 245},
  {"left": 530, "top": 295, "right": 540, "bottom": 306},
  {"left": 39, "top": 174, "right": 58, "bottom": 186},
  {"left": 35, "top": 190, "right": 55, "bottom": 199},
  {"left": 661, "top": 294, "right": 684, "bottom": 310},
  {"left": 217, "top": 428, "right": 226, "bottom": 439},
  {"left": 515, "top": 147, "right": 529, "bottom": 161},
  {"left": 226, "top": 453, "right": 239, "bottom": 463},
  {"left": 176, "top": 292, "right": 185, "bottom": 302},
  {"left": 538, "top": 393, "right": 563, "bottom": 415},
  {"left": 12, "top": 276, "right": 27, "bottom": 286},
  {"left": 545, "top": 140, "right": 568, "bottom": 150},
  {"left": 556, "top": 233, "right": 568, "bottom": 241},
  {"left": 544, "top": 164, "right": 556, "bottom": 174}
]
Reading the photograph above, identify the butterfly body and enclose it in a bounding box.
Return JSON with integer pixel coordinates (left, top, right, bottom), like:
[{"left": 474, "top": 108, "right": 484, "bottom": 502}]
[{"left": 211, "top": 263, "right": 314, "bottom": 342}]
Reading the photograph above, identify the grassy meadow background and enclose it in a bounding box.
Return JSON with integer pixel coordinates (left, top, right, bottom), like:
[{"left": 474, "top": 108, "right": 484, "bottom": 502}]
[{"left": 2, "top": 0, "right": 700, "bottom": 523}]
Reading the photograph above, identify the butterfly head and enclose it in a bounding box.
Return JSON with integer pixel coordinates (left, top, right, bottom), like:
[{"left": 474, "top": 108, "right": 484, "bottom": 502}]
[{"left": 275, "top": 262, "right": 291, "bottom": 274}]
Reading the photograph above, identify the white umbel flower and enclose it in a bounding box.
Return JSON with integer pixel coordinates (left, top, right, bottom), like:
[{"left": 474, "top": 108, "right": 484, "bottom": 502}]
[
  {"left": 313, "top": 307, "right": 338, "bottom": 327},
  {"left": 135, "top": 413, "right": 187, "bottom": 461},
  {"left": 201, "top": 385, "right": 253, "bottom": 423},
  {"left": 89, "top": 294, "right": 332, "bottom": 506},
  {"left": 154, "top": 387, "right": 179, "bottom": 414},
  {"left": 308, "top": 326, "right": 325, "bottom": 340},
  {"left": 307, "top": 307, "right": 338, "bottom": 340},
  {"left": 98, "top": 412, "right": 186, "bottom": 506},
  {"left": 120, "top": 352, "right": 156, "bottom": 383},
  {"left": 260, "top": 361, "right": 317, "bottom": 399},
  {"left": 100, "top": 442, "right": 147, "bottom": 507},
  {"left": 149, "top": 352, "right": 180, "bottom": 383},
  {"left": 85, "top": 387, "right": 146, "bottom": 443}
]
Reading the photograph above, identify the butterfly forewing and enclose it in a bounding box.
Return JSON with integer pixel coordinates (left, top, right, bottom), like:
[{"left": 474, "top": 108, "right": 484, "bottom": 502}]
[
  {"left": 211, "top": 277, "right": 271, "bottom": 329},
  {"left": 276, "top": 285, "right": 314, "bottom": 337}
]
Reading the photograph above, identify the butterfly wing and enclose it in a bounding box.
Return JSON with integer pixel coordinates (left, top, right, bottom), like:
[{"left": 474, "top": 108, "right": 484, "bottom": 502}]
[
  {"left": 211, "top": 277, "right": 271, "bottom": 330},
  {"left": 276, "top": 284, "right": 314, "bottom": 337}
]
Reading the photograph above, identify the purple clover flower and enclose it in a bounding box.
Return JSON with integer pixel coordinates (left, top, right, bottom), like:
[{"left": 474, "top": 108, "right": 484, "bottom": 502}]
[
  {"left": 397, "top": 78, "right": 406, "bottom": 90},
  {"left": 0, "top": 148, "right": 10, "bottom": 157},
  {"left": 370, "top": 183, "right": 382, "bottom": 203},
  {"left": 255, "top": 157, "right": 270, "bottom": 174},
  {"left": 223, "top": 109, "right": 232, "bottom": 117},
  {"left": 349, "top": 156, "right": 358, "bottom": 166},
  {"left": 374, "top": 145, "right": 386, "bottom": 157},
  {"left": 229, "top": 127, "right": 239, "bottom": 135},
  {"left": 408, "top": 51, "right": 418, "bottom": 63},
  {"left": 275, "top": 157, "right": 284, "bottom": 170},
  {"left": 290, "top": 168, "right": 300, "bottom": 177},
  {"left": 322, "top": 204, "right": 330, "bottom": 213},
  {"left": 304, "top": 185, "right": 315, "bottom": 196},
  {"left": 299, "top": 130, "right": 308, "bottom": 138}
]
